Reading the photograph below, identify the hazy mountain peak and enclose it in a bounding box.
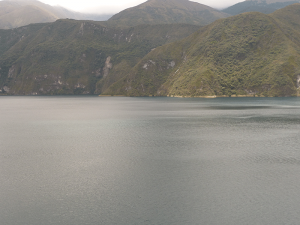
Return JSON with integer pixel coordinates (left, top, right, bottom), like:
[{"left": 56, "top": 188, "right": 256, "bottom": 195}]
[
  {"left": 140, "top": 0, "right": 212, "bottom": 10},
  {"left": 107, "top": 0, "right": 229, "bottom": 27},
  {"left": 0, "top": 0, "right": 112, "bottom": 29}
]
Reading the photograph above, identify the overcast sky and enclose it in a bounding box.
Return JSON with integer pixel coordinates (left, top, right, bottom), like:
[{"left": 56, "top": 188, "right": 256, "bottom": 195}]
[{"left": 37, "top": 0, "right": 245, "bottom": 13}]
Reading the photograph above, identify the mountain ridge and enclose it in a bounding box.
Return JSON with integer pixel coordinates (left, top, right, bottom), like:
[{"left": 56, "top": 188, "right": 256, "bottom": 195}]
[
  {"left": 223, "top": 0, "right": 300, "bottom": 15},
  {"left": 106, "top": 0, "right": 229, "bottom": 27}
]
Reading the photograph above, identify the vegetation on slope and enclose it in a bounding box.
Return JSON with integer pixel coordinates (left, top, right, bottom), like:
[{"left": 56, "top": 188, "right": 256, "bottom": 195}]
[
  {"left": 0, "top": 20, "right": 200, "bottom": 95},
  {"left": 105, "top": 4, "right": 300, "bottom": 97},
  {"left": 223, "top": 0, "right": 300, "bottom": 15}
]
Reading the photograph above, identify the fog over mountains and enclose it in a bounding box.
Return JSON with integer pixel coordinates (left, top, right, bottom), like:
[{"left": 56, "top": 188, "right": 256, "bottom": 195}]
[
  {"left": 1, "top": 0, "right": 299, "bottom": 29},
  {"left": 0, "top": 0, "right": 300, "bottom": 96},
  {"left": 0, "top": 0, "right": 112, "bottom": 29}
]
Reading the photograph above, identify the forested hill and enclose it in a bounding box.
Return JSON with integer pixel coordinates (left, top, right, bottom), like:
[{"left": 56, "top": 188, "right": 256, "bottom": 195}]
[
  {"left": 105, "top": 4, "right": 300, "bottom": 97},
  {"left": 0, "top": 20, "right": 200, "bottom": 95}
]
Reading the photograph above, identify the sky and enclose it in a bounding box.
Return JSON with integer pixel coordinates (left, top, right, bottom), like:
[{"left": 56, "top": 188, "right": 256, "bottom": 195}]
[{"left": 37, "top": 0, "right": 245, "bottom": 14}]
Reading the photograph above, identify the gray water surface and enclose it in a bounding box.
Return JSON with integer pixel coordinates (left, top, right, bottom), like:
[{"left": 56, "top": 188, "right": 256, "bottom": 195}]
[{"left": 1, "top": 97, "right": 300, "bottom": 225}]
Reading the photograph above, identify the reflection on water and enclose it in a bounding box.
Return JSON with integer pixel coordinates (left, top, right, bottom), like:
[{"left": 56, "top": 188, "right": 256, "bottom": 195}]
[
  {"left": 0, "top": 96, "right": 300, "bottom": 225},
  {"left": 206, "top": 105, "right": 274, "bottom": 110}
]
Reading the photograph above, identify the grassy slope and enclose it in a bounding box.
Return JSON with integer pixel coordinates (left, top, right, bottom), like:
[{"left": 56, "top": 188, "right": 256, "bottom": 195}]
[
  {"left": 223, "top": 0, "right": 299, "bottom": 15},
  {"left": 107, "top": 0, "right": 229, "bottom": 27},
  {"left": 105, "top": 4, "right": 300, "bottom": 97},
  {"left": 0, "top": 20, "right": 200, "bottom": 95}
]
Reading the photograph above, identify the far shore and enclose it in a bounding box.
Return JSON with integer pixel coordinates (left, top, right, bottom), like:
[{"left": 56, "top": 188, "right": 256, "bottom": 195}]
[{"left": 99, "top": 94, "right": 299, "bottom": 98}]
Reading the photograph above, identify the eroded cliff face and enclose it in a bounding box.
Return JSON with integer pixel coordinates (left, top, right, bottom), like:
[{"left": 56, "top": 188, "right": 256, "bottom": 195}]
[
  {"left": 8, "top": 65, "right": 16, "bottom": 79},
  {"left": 297, "top": 75, "right": 300, "bottom": 96},
  {"left": 103, "top": 57, "right": 112, "bottom": 78}
]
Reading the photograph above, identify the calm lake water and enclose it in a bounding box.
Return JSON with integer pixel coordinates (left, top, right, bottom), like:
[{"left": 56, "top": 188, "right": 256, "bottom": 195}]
[{"left": 1, "top": 96, "right": 300, "bottom": 225}]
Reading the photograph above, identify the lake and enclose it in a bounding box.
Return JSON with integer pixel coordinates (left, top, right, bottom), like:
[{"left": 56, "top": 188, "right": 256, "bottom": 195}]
[{"left": 1, "top": 96, "right": 300, "bottom": 225}]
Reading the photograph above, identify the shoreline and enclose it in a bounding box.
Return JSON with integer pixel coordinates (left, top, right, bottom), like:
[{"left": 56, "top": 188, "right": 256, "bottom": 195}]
[
  {"left": 169, "top": 95, "right": 265, "bottom": 98},
  {"left": 98, "top": 94, "right": 299, "bottom": 98},
  {"left": 0, "top": 94, "right": 298, "bottom": 98}
]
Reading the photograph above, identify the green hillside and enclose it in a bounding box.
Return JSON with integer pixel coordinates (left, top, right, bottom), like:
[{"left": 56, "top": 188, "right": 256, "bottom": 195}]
[
  {"left": 105, "top": 4, "right": 300, "bottom": 97},
  {"left": 223, "top": 0, "right": 300, "bottom": 15},
  {"left": 107, "top": 0, "right": 229, "bottom": 27},
  {"left": 0, "top": 20, "right": 200, "bottom": 95}
]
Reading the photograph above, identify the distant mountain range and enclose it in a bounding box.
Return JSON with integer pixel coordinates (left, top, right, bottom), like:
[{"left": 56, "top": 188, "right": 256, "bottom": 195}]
[
  {"left": 0, "top": 0, "right": 112, "bottom": 29},
  {"left": 0, "top": 0, "right": 300, "bottom": 96},
  {"left": 223, "top": 0, "right": 300, "bottom": 15},
  {"left": 2, "top": 0, "right": 300, "bottom": 29},
  {"left": 0, "top": 0, "right": 231, "bottom": 30}
]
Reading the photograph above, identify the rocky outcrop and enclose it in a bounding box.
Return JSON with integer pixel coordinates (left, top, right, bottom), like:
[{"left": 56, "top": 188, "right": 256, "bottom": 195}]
[
  {"left": 95, "top": 68, "right": 102, "bottom": 77},
  {"left": 79, "top": 23, "right": 85, "bottom": 35},
  {"left": 8, "top": 65, "right": 16, "bottom": 78},
  {"left": 3, "top": 86, "right": 10, "bottom": 93},
  {"left": 167, "top": 61, "right": 175, "bottom": 69},
  {"left": 103, "top": 56, "right": 112, "bottom": 78},
  {"left": 143, "top": 60, "right": 156, "bottom": 70}
]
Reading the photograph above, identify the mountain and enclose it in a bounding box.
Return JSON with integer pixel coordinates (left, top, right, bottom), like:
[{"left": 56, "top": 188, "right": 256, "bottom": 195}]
[
  {"left": 106, "top": 0, "right": 229, "bottom": 27},
  {"left": 104, "top": 4, "right": 300, "bottom": 97},
  {"left": 1, "top": 3, "right": 300, "bottom": 97},
  {"left": 0, "top": 20, "right": 200, "bottom": 95},
  {"left": 0, "top": 0, "right": 112, "bottom": 29},
  {"left": 223, "top": 0, "right": 300, "bottom": 15}
]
